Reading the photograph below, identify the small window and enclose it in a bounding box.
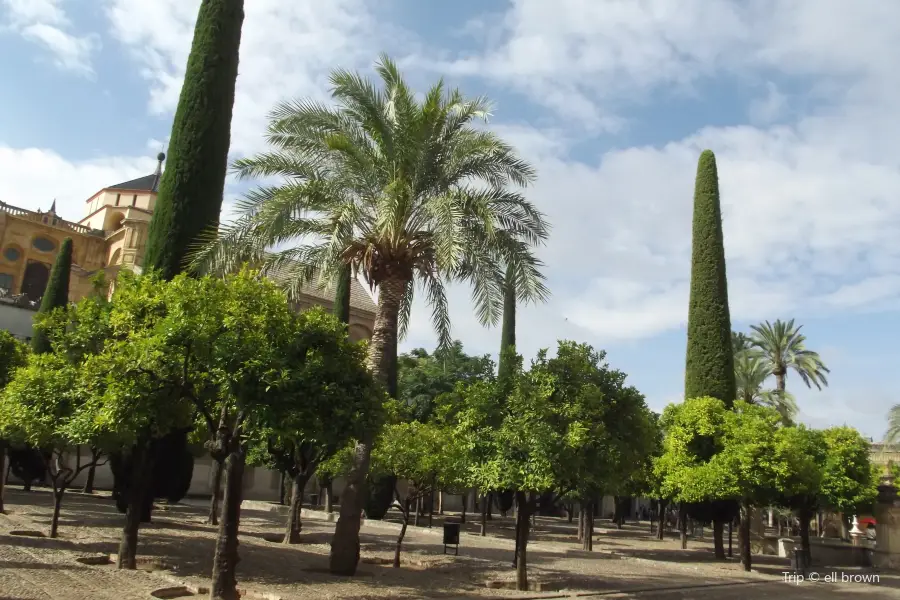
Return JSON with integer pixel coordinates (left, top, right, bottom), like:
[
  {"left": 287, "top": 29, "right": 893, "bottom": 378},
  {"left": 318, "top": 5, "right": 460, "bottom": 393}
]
[
  {"left": 132, "top": 194, "right": 138, "bottom": 207},
  {"left": 32, "top": 237, "right": 56, "bottom": 252},
  {"left": 3, "top": 247, "right": 20, "bottom": 262},
  {"left": 0, "top": 273, "right": 12, "bottom": 291},
  {"left": 115, "top": 193, "right": 121, "bottom": 206}
]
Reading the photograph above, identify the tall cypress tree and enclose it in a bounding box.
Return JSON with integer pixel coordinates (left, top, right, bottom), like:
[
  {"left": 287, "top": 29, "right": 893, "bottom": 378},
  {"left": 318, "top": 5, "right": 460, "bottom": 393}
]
[
  {"left": 31, "top": 238, "right": 72, "bottom": 354},
  {"left": 684, "top": 150, "right": 736, "bottom": 406},
  {"left": 683, "top": 150, "right": 736, "bottom": 561},
  {"left": 143, "top": 0, "right": 245, "bottom": 280}
]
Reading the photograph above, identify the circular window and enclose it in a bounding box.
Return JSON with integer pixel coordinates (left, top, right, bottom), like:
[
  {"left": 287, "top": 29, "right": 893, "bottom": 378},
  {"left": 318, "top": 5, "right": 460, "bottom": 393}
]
[
  {"left": 32, "top": 237, "right": 56, "bottom": 252},
  {"left": 3, "top": 247, "right": 20, "bottom": 262}
]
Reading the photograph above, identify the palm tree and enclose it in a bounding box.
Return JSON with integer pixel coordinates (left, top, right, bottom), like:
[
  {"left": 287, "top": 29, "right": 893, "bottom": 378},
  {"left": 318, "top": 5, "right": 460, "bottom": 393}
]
[
  {"left": 749, "top": 319, "right": 830, "bottom": 397},
  {"left": 191, "top": 54, "right": 550, "bottom": 575},
  {"left": 732, "top": 331, "right": 752, "bottom": 356},
  {"left": 734, "top": 350, "right": 797, "bottom": 424},
  {"left": 885, "top": 404, "right": 900, "bottom": 445}
]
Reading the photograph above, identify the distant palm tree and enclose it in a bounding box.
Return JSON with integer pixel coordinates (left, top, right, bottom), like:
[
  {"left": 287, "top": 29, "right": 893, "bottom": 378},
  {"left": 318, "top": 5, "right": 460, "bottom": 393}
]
[
  {"left": 734, "top": 350, "right": 797, "bottom": 424},
  {"left": 885, "top": 404, "right": 900, "bottom": 445},
  {"left": 732, "top": 331, "right": 752, "bottom": 356},
  {"left": 749, "top": 319, "right": 829, "bottom": 398},
  {"left": 190, "top": 54, "right": 550, "bottom": 575}
]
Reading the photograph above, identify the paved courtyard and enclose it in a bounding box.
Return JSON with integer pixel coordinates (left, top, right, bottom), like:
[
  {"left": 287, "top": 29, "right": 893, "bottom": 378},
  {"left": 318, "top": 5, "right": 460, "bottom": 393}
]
[{"left": 0, "top": 489, "right": 896, "bottom": 599}]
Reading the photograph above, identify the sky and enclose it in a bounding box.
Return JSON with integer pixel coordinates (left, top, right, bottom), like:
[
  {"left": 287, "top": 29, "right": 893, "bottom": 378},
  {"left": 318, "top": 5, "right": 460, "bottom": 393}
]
[{"left": 0, "top": 0, "right": 898, "bottom": 440}]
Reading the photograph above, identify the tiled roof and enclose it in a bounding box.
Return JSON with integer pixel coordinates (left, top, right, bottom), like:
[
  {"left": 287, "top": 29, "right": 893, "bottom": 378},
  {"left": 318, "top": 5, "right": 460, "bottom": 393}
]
[
  {"left": 107, "top": 173, "right": 162, "bottom": 193},
  {"left": 268, "top": 262, "right": 377, "bottom": 314}
]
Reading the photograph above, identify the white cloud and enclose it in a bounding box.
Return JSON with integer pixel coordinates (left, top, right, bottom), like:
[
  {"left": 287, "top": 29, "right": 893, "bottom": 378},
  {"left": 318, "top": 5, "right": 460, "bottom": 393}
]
[
  {"left": 748, "top": 82, "right": 788, "bottom": 124},
  {"left": 103, "top": 0, "right": 396, "bottom": 155},
  {"left": 0, "top": 146, "right": 155, "bottom": 222},
  {"left": 1, "top": 0, "right": 99, "bottom": 76}
]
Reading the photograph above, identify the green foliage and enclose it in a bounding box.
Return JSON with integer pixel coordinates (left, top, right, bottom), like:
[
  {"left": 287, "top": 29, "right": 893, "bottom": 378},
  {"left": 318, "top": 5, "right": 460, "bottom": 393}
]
[
  {"left": 0, "top": 330, "right": 28, "bottom": 388},
  {"left": 454, "top": 341, "right": 655, "bottom": 500},
  {"left": 397, "top": 341, "right": 493, "bottom": 422},
  {"left": 0, "top": 354, "right": 79, "bottom": 447},
  {"left": 32, "top": 237, "right": 73, "bottom": 354},
  {"left": 819, "top": 426, "right": 878, "bottom": 514},
  {"left": 773, "top": 425, "right": 826, "bottom": 510},
  {"left": 250, "top": 307, "right": 384, "bottom": 475},
  {"left": 143, "top": 0, "right": 244, "bottom": 280},
  {"left": 373, "top": 421, "right": 469, "bottom": 498},
  {"left": 684, "top": 151, "right": 736, "bottom": 406},
  {"left": 655, "top": 397, "right": 730, "bottom": 502},
  {"left": 656, "top": 396, "right": 877, "bottom": 517}
]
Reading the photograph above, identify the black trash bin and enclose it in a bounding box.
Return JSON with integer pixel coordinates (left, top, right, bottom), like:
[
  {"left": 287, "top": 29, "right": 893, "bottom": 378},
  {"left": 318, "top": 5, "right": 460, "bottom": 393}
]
[
  {"left": 790, "top": 547, "right": 808, "bottom": 575},
  {"left": 443, "top": 522, "right": 460, "bottom": 556}
]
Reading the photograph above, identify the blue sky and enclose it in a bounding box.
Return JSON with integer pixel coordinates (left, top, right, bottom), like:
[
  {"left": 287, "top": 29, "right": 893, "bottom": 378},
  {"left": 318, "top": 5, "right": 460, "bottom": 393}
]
[{"left": 1, "top": 0, "right": 898, "bottom": 439}]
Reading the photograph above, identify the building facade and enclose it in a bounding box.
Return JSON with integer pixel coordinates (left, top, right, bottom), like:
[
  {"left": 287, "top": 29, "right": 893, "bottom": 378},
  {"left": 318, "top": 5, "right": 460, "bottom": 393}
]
[{"left": 0, "top": 153, "right": 376, "bottom": 340}]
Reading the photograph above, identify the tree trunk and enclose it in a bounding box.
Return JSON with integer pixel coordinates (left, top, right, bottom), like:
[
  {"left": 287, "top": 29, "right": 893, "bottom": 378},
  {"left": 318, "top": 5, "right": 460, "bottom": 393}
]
[
  {"left": 50, "top": 487, "right": 65, "bottom": 538},
  {"left": 798, "top": 506, "right": 812, "bottom": 567},
  {"left": 438, "top": 491, "right": 443, "bottom": 515},
  {"left": 514, "top": 491, "right": 531, "bottom": 591},
  {"left": 278, "top": 472, "right": 286, "bottom": 505},
  {"left": 414, "top": 496, "right": 421, "bottom": 527},
  {"left": 582, "top": 501, "right": 593, "bottom": 551},
  {"left": 428, "top": 491, "right": 434, "bottom": 528},
  {"left": 329, "top": 435, "right": 371, "bottom": 575},
  {"left": 82, "top": 464, "right": 95, "bottom": 494},
  {"left": 728, "top": 520, "right": 733, "bottom": 557},
  {"left": 330, "top": 276, "right": 404, "bottom": 576},
  {"left": 740, "top": 503, "right": 751, "bottom": 572},
  {"left": 656, "top": 499, "right": 668, "bottom": 540},
  {"left": 118, "top": 443, "right": 152, "bottom": 570},
  {"left": 208, "top": 458, "right": 224, "bottom": 525},
  {"left": 774, "top": 369, "right": 786, "bottom": 395},
  {"left": 324, "top": 480, "right": 333, "bottom": 514},
  {"left": 567, "top": 503, "right": 574, "bottom": 523},
  {"left": 487, "top": 491, "right": 493, "bottom": 520},
  {"left": 713, "top": 519, "right": 725, "bottom": 559},
  {"left": 679, "top": 504, "right": 687, "bottom": 550},
  {"left": 210, "top": 447, "right": 246, "bottom": 600},
  {"left": 393, "top": 499, "right": 410, "bottom": 568},
  {"left": 480, "top": 493, "right": 488, "bottom": 536},
  {"left": 460, "top": 493, "right": 467, "bottom": 524},
  {"left": 0, "top": 443, "right": 6, "bottom": 513},
  {"left": 283, "top": 473, "right": 310, "bottom": 544}
]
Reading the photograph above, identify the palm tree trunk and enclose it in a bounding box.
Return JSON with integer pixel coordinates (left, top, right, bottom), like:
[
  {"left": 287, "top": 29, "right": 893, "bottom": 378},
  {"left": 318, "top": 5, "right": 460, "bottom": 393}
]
[{"left": 329, "top": 275, "right": 406, "bottom": 576}]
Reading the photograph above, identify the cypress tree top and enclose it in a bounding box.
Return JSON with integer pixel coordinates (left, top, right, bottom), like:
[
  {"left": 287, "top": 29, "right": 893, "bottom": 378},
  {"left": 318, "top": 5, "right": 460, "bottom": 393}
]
[
  {"left": 143, "top": 0, "right": 245, "bottom": 280},
  {"left": 32, "top": 237, "right": 73, "bottom": 354},
  {"left": 684, "top": 150, "right": 736, "bottom": 406}
]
